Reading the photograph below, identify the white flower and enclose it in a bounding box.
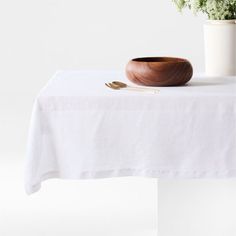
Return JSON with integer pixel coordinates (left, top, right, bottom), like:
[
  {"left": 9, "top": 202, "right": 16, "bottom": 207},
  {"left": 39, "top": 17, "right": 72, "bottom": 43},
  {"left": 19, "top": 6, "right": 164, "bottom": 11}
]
[{"left": 172, "top": 0, "right": 236, "bottom": 20}]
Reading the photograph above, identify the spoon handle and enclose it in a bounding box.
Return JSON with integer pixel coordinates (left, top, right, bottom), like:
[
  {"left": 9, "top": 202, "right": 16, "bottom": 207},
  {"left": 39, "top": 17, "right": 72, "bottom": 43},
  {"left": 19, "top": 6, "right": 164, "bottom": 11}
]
[{"left": 128, "top": 85, "right": 159, "bottom": 92}]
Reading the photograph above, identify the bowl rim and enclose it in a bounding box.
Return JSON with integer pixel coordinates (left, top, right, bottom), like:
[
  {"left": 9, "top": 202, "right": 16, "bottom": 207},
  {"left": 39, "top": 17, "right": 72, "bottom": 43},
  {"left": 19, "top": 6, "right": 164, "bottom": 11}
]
[{"left": 131, "top": 57, "right": 190, "bottom": 64}]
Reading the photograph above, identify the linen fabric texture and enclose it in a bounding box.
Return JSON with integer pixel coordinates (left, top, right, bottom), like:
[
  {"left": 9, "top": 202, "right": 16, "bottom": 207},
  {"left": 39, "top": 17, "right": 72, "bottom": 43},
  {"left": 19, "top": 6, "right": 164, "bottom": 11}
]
[{"left": 25, "top": 70, "right": 236, "bottom": 194}]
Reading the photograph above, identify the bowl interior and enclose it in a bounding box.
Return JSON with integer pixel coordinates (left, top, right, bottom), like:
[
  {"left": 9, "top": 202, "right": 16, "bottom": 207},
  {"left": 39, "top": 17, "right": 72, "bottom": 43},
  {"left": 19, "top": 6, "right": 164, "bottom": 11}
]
[{"left": 132, "top": 57, "right": 187, "bottom": 63}]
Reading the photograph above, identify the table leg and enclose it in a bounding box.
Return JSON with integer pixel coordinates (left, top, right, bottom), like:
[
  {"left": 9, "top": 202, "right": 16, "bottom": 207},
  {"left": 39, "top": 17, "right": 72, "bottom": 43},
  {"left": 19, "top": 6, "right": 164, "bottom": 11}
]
[{"left": 157, "top": 179, "right": 236, "bottom": 236}]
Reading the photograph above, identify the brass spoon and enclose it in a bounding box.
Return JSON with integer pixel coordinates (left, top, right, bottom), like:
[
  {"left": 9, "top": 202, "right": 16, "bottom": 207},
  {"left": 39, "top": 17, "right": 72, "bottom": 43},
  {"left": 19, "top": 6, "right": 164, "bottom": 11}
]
[
  {"left": 107, "top": 82, "right": 137, "bottom": 90},
  {"left": 112, "top": 81, "right": 159, "bottom": 93},
  {"left": 105, "top": 82, "right": 156, "bottom": 93},
  {"left": 105, "top": 83, "right": 120, "bottom": 90}
]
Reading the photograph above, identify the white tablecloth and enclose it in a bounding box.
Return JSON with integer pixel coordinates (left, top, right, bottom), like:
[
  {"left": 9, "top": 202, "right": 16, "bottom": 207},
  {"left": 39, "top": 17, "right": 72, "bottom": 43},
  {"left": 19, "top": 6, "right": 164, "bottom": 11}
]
[{"left": 25, "top": 70, "right": 236, "bottom": 194}]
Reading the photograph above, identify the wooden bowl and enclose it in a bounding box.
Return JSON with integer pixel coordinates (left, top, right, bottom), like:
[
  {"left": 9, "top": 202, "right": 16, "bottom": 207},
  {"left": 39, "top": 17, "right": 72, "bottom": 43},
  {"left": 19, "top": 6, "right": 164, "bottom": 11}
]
[{"left": 126, "top": 57, "right": 193, "bottom": 86}]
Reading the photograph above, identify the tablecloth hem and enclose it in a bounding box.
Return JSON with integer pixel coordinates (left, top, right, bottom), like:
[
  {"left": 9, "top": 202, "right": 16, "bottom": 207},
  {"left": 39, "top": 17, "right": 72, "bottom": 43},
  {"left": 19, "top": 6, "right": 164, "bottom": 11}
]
[{"left": 25, "top": 168, "right": 236, "bottom": 195}]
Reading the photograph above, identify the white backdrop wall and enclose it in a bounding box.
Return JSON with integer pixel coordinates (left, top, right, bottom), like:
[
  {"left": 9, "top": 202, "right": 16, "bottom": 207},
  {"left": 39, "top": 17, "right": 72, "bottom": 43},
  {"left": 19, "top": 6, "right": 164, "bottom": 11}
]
[
  {"left": 1, "top": 0, "right": 205, "bottom": 158},
  {"left": 3, "top": 1, "right": 234, "bottom": 236}
]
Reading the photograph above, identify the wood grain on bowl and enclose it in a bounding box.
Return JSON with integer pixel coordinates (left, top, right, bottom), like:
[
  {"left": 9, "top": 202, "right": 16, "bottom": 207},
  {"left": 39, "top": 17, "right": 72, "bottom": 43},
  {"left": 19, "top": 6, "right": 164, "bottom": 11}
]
[{"left": 126, "top": 57, "right": 193, "bottom": 86}]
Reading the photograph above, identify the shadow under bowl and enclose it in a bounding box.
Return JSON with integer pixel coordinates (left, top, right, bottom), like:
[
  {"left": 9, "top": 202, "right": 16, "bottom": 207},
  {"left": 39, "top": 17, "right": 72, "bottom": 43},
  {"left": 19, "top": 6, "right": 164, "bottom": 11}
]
[{"left": 126, "top": 57, "right": 193, "bottom": 87}]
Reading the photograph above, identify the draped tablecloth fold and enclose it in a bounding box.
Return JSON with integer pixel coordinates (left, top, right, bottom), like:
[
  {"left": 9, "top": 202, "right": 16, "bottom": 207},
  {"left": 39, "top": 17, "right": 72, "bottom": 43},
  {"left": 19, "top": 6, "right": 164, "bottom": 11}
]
[{"left": 25, "top": 70, "right": 236, "bottom": 194}]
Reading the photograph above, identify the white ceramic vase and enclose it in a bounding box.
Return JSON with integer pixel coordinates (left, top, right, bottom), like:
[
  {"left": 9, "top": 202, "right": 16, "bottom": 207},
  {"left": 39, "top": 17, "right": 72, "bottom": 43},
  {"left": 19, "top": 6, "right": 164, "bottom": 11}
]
[{"left": 204, "top": 20, "right": 236, "bottom": 76}]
